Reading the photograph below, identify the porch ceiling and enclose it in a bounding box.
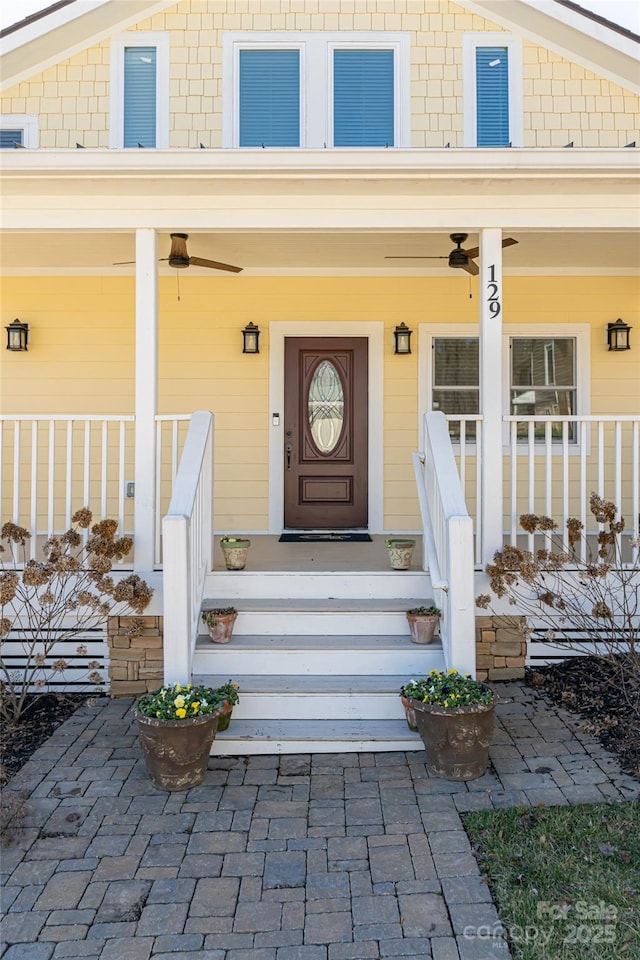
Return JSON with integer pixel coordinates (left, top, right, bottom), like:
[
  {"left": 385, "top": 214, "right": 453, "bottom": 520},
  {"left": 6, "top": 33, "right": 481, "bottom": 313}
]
[{"left": 1, "top": 228, "right": 638, "bottom": 275}]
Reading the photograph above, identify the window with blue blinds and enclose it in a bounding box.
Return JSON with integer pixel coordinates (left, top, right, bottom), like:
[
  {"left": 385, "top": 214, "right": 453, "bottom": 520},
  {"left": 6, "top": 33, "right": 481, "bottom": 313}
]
[
  {"left": 333, "top": 49, "right": 394, "bottom": 147},
  {"left": 0, "top": 129, "right": 23, "bottom": 148},
  {"left": 239, "top": 49, "right": 300, "bottom": 147},
  {"left": 475, "top": 47, "right": 509, "bottom": 147},
  {"left": 124, "top": 46, "right": 157, "bottom": 148}
]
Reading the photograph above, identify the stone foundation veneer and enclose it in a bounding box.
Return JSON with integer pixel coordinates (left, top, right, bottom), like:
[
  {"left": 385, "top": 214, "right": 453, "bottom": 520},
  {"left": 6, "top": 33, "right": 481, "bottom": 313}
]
[
  {"left": 475, "top": 616, "right": 527, "bottom": 682},
  {"left": 107, "top": 615, "right": 164, "bottom": 698}
]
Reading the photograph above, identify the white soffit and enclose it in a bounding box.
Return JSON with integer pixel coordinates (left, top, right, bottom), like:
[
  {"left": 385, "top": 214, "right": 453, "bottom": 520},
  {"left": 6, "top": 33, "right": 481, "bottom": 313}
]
[{"left": 457, "top": 0, "right": 640, "bottom": 94}]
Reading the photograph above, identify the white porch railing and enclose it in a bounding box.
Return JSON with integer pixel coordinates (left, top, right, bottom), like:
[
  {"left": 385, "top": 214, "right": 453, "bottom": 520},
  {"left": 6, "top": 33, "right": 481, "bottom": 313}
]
[
  {"left": 161, "top": 411, "right": 214, "bottom": 685},
  {"left": 414, "top": 411, "right": 476, "bottom": 676},
  {"left": 505, "top": 416, "right": 640, "bottom": 561},
  {"left": 0, "top": 415, "right": 135, "bottom": 559}
]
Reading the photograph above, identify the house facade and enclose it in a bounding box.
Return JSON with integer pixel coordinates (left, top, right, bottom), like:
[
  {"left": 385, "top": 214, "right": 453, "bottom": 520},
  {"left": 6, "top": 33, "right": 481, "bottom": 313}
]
[{"left": 1, "top": 0, "right": 638, "bottom": 752}]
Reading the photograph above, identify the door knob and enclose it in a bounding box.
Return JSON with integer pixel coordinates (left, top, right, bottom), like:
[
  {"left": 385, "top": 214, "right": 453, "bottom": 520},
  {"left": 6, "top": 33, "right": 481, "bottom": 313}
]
[{"left": 285, "top": 442, "right": 293, "bottom": 470}]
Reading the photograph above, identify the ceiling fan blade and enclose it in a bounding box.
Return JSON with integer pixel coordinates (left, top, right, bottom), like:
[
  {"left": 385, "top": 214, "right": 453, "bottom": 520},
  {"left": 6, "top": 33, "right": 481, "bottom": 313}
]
[
  {"left": 461, "top": 260, "right": 479, "bottom": 276},
  {"left": 384, "top": 256, "right": 448, "bottom": 260},
  {"left": 463, "top": 238, "right": 518, "bottom": 260},
  {"left": 112, "top": 260, "right": 136, "bottom": 265},
  {"left": 189, "top": 256, "right": 243, "bottom": 273}
]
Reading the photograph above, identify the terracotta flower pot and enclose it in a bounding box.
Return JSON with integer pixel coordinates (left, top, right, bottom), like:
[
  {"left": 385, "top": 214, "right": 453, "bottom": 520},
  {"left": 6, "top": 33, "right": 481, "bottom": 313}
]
[
  {"left": 409, "top": 694, "right": 496, "bottom": 781},
  {"left": 221, "top": 538, "right": 251, "bottom": 570},
  {"left": 406, "top": 613, "right": 439, "bottom": 645},
  {"left": 400, "top": 694, "right": 418, "bottom": 732},
  {"left": 134, "top": 709, "right": 219, "bottom": 791},
  {"left": 386, "top": 539, "right": 415, "bottom": 570},
  {"left": 216, "top": 699, "right": 233, "bottom": 732},
  {"left": 206, "top": 611, "right": 238, "bottom": 644}
]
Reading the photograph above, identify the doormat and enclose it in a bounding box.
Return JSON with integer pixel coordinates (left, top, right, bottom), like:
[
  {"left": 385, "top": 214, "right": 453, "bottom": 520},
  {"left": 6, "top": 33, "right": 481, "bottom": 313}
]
[{"left": 279, "top": 532, "right": 372, "bottom": 543}]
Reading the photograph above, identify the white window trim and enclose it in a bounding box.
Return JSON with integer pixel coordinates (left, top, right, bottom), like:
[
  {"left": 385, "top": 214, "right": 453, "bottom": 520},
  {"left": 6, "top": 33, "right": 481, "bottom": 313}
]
[
  {"left": 419, "top": 323, "right": 590, "bottom": 452},
  {"left": 222, "top": 32, "right": 410, "bottom": 149},
  {"left": 109, "top": 32, "right": 170, "bottom": 149},
  {"left": 0, "top": 114, "right": 38, "bottom": 148},
  {"left": 462, "top": 32, "right": 523, "bottom": 149}
]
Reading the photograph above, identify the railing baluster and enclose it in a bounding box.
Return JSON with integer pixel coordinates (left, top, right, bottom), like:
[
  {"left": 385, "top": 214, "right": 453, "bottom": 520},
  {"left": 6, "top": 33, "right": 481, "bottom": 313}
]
[
  {"left": 118, "top": 420, "right": 126, "bottom": 550},
  {"left": 101, "top": 421, "right": 108, "bottom": 519},
  {"left": 579, "top": 420, "right": 587, "bottom": 563},
  {"left": 633, "top": 421, "right": 639, "bottom": 564},
  {"left": 598, "top": 421, "right": 604, "bottom": 496},
  {"left": 30, "top": 421, "right": 38, "bottom": 560},
  {"left": 509, "top": 421, "right": 517, "bottom": 546},
  {"left": 48, "top": 420, "right": 55, "bottom": 539},
  {"left": 527, "top": 422, "right": 535, "bottom": 553},
  {"left": 13, "top": 421, "right": 21, "bottom": 524},
  {"left": 65, "top": 420, "right": 73, "bottom": 529},
  {"left": 545, "top": 421, "right": 552, "bottom": 519},
  {"left": 562, "top": 421, "right": 569, "bottom": 552}
]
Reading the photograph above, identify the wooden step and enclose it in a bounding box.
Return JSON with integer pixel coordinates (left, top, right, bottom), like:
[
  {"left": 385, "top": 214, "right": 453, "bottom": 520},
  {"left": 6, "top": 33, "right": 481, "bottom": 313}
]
[
  {"left": 205, "top": 569, "right": 432, "bottom": 600},
  {"left": 210, "top": 719, "right": 424, "bottom": 755}
]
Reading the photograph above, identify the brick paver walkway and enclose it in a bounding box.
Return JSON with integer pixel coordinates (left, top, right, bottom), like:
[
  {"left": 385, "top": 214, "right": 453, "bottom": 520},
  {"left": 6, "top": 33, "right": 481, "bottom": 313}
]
[{"left": 1, "top": 682, "right": 638, "bottom": 960}]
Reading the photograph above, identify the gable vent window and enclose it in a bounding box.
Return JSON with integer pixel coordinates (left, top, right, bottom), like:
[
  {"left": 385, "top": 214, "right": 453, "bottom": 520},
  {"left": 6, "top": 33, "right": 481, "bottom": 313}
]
[
  {"left": 333, "top": 49, "right": 395, "bottom": 147},
  {"left": 0, "top": 115, "right": 38, "bottom": 148},
  {"left": 239, "top": 49, "right": 300, "bottom": 147},
  {"left": 475, "top": 47, "right": 509, "bottom": 147},
  {"left": 124, "top": 46, "right": 157, "bottom": 148}
]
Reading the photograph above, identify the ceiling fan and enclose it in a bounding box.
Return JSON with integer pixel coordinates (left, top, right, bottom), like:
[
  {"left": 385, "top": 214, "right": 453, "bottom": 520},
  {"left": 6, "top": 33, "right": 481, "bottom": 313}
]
[
  {"left": 114, "top": 233, "right": 243, "bottom": 273},
  {"left": 385, "top": 233, "right": 518, "bottom": 276}
]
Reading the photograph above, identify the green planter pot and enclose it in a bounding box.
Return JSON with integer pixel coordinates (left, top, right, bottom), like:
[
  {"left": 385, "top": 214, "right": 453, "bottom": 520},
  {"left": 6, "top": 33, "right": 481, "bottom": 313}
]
[
  {"left": 134, "top": 709, "right": 219, "bottom": 791},
  {"left": 409, "top": 693, "right": 496, "bottom": 781},
  {"left": 221, "top": 538, "right": 251, "bottom": 570}
]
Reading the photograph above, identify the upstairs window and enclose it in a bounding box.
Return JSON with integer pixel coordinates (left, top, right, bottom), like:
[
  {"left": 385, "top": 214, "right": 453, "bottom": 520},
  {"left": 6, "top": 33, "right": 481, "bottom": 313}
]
[
  {"left": 239, "top": 49, "right": 300, "bottom": 147},
  {"left": 124, "top": 46, "right": 157, "bottom": 148},
  {"left": 224, "top": 33, "right": 409, "bottom": 149},
  {"left": 0, "top": 115, "right": 38, "bottom": 148},
  {"left": 463, "top": 33, "right": 522, "bottom": 148},
  {"left": 333, "top": 49, "right": 395, "bottom": 147},
  {"left": 110, "top": 33, "right": 169, "bottom": 148}
]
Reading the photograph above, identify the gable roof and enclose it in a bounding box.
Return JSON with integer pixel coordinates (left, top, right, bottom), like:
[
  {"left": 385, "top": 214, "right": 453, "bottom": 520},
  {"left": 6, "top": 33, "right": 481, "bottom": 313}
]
[{"left": 1, "top": 0, "right": 638, "bottom": 94}]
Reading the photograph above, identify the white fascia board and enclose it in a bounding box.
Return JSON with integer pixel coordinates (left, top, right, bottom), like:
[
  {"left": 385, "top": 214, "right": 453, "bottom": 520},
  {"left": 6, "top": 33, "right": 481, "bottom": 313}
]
[
  {"left": 1, "top": 147, "right": 638, "bottom": 179},
  {"left": 456, "top": 0, "right": 640, "bottom": 94},
  {"left": 0, "top": 0, "right": 176, "bottom": 93}
]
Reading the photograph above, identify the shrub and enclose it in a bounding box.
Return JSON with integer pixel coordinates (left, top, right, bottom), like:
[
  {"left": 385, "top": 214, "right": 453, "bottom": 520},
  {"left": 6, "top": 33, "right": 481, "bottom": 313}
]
[{"left": 0, "top": 509, "right": 153, "bottom": 725}]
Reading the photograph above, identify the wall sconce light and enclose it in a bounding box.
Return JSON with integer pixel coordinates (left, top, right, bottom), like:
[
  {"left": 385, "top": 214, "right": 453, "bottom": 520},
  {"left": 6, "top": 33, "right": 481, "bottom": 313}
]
[
  {"left": 5, "top": 319, "right": 29, "bottom": 351},
  {"left": 606, "top": 318, "right": 632, "bottom": 352},
  {"left": 393, "top": 323, "right": 412, "bottom": 355},
  {"left": 242, "top": 322, "right": 260, "bottom": 354}
]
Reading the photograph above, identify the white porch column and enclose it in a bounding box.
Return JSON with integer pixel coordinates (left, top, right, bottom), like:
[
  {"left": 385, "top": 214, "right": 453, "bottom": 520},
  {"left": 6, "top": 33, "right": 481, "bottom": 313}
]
[
  {"left": 134, "top": 228, "right": 158, "bottom": 572},
  {"left": 479, "top": 228, "right": 504, "bottom": 567}
]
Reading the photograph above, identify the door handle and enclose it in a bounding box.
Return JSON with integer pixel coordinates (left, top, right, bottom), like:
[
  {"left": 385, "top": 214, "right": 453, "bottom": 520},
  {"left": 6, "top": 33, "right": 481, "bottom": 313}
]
[{"left": 285, "top": 442, "right": 293, "bottom": 470}]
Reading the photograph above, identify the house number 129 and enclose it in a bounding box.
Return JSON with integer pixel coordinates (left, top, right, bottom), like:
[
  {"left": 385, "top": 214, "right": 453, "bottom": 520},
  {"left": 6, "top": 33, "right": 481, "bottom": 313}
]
[{"left": 486, "top": 264, "right": 501, "bottom": 317}]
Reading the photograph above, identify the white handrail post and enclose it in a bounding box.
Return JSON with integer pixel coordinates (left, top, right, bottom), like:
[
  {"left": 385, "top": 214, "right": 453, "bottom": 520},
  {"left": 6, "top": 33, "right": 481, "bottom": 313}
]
[
  {"left": 479, "top": 227, "right": 504, "bottom": 568},
  {"left": 447, "top": 515, "right": 477, "bottom": 677},
  {"left": 134, "top": 227, "right": 158, "bottom": 572},
  {"left": 162, "top": 515, "right": 191, "bottom": 684}
]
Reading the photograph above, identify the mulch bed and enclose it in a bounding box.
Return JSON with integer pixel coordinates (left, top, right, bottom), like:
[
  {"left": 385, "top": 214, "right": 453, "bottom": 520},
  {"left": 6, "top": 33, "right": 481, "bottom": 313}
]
[
  {"left": 0, "top": 693, "right": 100, "bottom": 788},
  {"left": 526, "top": 654, "right": 640, "bottom": 780}
]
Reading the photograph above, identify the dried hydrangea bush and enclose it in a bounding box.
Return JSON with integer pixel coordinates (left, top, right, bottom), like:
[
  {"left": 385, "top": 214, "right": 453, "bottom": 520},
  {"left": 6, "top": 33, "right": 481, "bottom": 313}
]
[
  {"left": 0, "top": 509, "right": 153, "bottom": 724},
  {"left": 476, "top": 493, "right": 639, "bottom": 719}
]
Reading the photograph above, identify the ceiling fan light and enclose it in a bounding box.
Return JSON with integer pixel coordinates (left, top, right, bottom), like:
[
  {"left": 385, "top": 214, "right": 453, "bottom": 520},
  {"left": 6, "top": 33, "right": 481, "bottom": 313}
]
[
  {"left": 169, "top": 233, "right": 190, "bottom": 269},
  {"left": 449, "top": 249, "right": 469, "bottom": 268}
]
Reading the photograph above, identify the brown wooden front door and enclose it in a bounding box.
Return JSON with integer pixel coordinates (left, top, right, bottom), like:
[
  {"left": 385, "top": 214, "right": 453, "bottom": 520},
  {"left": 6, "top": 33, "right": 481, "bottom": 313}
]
[{"left": 284, "top": 337, "right": 368, "bottom": 529}]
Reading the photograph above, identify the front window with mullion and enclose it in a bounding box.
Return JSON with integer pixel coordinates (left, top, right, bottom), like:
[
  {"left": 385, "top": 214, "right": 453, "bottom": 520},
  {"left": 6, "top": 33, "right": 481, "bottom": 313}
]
[
  {"left": 510, "top": 338, "right": 576, "bottom": 441},
  {"left": 432, "top": 338, "right": 480, "bottom": 440},
  {"left": 239, "top": 49, "right": 300, "bottom": 147}
]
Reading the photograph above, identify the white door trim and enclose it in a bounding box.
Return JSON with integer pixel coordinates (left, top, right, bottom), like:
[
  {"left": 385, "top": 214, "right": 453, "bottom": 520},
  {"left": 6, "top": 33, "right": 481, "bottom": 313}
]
[{"left": 268, "top": 321, "right": 384, "bottom": 534}]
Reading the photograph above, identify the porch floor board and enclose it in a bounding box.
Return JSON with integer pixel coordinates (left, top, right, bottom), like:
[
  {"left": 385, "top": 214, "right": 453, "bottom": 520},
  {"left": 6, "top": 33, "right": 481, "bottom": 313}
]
[{"left": 213, "top": 534, "right": 423, "bottom": 572}]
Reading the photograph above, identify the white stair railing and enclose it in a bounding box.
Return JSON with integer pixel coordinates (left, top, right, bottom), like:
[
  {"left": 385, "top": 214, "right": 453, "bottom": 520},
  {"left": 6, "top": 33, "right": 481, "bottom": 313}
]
[
  {"left": 414, "top": 411, "right": 476, "bottom": 676},
  {"left": 162, "top": 411, "right": 214, "bottom": 684}
]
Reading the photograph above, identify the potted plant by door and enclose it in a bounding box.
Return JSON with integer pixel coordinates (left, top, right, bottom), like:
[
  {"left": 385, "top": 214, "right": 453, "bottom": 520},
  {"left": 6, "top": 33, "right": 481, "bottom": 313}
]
[
  {"left": 406, "top": 605, "right": 441, "bottom": 644},
  {"left": 401, "top": 670, "right": 496, "bottom": 781},
  {"left": 202, "top": 607, "right": 238, "bottom": 643},
  {"left": 134, "top": 682, "right": 223, "bottom": 791},
  {"left": 212, "top": 680, "right": 240, "bottom": 732},
  {"left": 385, "top": 538, "right": 416, "bottom": 570},
  {"left": 220, "top": 535, "right": 251, "bottom": 570}
]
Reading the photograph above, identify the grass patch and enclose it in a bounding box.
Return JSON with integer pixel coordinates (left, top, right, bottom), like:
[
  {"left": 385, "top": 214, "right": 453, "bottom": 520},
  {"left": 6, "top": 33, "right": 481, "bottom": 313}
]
[{"left": 463, "top": 802, "right": 640, "bottom": 959}]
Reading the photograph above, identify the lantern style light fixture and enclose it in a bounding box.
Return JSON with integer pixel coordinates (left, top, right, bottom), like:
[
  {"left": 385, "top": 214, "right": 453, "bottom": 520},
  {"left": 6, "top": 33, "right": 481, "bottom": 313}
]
[
  {"left": 606, "top": 318, "right": 632, "bottom": 352},
  {"left": 242, "top": 322, "right": 260, "bottom": 354},
  {"left": 5, "top": 319, "right": 29, "bottom": 352},
  {"left": 393, "top": 322, "right": 412, "bottom": 355}
]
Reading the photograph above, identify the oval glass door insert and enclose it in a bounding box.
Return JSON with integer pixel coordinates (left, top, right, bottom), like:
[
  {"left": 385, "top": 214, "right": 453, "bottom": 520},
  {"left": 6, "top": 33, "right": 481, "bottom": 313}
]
[{"left": 308, "top": 360, "right": 345, "bottom": 454}]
